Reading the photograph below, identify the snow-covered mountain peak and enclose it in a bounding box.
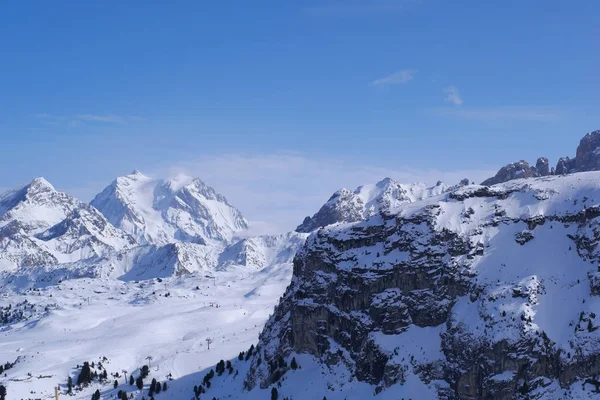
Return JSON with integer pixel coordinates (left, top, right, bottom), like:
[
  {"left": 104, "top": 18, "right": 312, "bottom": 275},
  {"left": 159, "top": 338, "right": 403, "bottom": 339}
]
[
  {"left": 27, "top": 176, "right": 55, "bottom": 192},
  {"left": 0, "top": 178, "right": 80, "bottom": 234},
  {"left": 296, "top": 178, "right": 455, "bottom": 233},
  {"left": 91, "top": 171, "right": 248, "bottom": 245}
]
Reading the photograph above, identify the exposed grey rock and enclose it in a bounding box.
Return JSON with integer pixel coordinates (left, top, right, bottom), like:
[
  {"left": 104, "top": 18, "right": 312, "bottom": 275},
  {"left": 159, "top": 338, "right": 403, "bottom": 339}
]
[
  {"left": 481, "top": 160, "right": 538, "bottom": 186},
  {"left": 576, "top": 130, "right": 600, "bottom": 172},
  {"left": 555, "top": 156, "right": 576, "bottom": 175},
  {"left": 536, "top": 157, "right": 550, "bottom": 176},
  {"left": 481, "top": 130, "right": 600, "bottom": 185},
  {"left": 296, "top": 188, "right": 363, "bottom": 233}
]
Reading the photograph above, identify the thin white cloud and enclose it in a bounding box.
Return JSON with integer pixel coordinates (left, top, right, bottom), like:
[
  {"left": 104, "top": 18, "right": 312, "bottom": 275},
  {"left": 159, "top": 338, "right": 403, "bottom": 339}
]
[
  {"left": 76, "top": 114, "right": 125, "bottom": 123},
  {"left": 141, "top": 153, "right": 495, "bottom": 235},
  {"left": 444, "top": 86, "right": 463, "bottom": 106},
  {"left": 434, "top": 106, "right": 564, "bottom": 122},
  {"left": 35, "top": 113, "right": 143, "bottom": 125},
  {"left": 371, "top": 69, "right": 416, "bottom": 86},
  {"left": 307, "top": 0, "right": 417, "bottom": 16}
]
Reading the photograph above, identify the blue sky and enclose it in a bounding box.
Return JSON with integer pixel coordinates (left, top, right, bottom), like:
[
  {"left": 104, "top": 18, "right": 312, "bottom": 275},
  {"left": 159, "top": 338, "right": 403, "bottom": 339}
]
[{"left": 1, "top": 0, "right": 599, "bottom": 231}]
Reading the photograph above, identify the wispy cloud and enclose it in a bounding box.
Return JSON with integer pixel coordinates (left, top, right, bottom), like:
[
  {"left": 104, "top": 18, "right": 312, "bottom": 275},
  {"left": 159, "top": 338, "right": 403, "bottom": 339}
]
[
  {"left": 146, "top": 153, "right": 494, "bottom": 235},
  {"left": 371, "top": 69, "right": 416, "bottom": 86},
  {"left": 444, "top": 86, "right": 463, "bottom": 106},
  {"left": 35, "top": 113, "right": 143, "bottom": 126},
  {"left": 307, "top": 0, "right": 418, "bottom": 16},
  {"left": 433, "top": 106, "right": 564, "bottom": 122}
]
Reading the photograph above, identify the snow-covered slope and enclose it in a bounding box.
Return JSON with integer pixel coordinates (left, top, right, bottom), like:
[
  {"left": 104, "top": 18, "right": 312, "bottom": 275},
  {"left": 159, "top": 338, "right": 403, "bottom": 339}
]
[
  {"left": 91, "top": 171, "right": 248, "bottom": 246},
  {"left": 296, "top": 177, "right": 464, "bottom": 232},
  {"left": 219, "top": 232, "right": 308, "bottom": 270}
]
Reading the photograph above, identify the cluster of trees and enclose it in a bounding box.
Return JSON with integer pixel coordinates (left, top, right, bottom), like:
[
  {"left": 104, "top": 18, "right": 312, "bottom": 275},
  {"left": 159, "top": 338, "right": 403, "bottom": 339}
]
[
  {"left": 0, "top": 361, "right": 14, "bottom": 375},
  {"left": 148, "top": 377, "right": 167, "bottom": 396},
  {"left": 125, "top": 364, "right": 168, "bottom": 397},
  {"left": 202, "top": 369, "right": 215, "bottom": 387},
  {"left": 77, "top": 362, "right": 93, "bottom": 387},
  {"left": 192, "top": 368, "right": 217, "bottom": 399},
  {"left": 215, "top": 360, "right": 233, "bottom": 376},
  {"left": 67, "top": 359, "right": 170, "bottom": 399},
  {"left": 74, "top": 360, "right": 110, "bottom": 391},
  {"left": 0, "top": 299, "right": 53, "bottom": 325},
  {"left": 192, "top": 383, "right": 206, "bottom": 398}
]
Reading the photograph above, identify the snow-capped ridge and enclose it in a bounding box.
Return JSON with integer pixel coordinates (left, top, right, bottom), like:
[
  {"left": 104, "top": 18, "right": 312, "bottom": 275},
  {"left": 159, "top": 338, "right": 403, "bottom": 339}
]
[{"left": 296, "top": 177, "right": 459, "bottom": 233}]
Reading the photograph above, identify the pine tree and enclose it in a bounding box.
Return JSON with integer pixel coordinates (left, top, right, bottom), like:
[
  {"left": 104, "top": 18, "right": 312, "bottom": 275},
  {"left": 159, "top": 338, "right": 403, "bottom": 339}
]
[
  {"left": 136, "top": 376, "right": 144, "bottom": 390},
  {"left": 216, "top": 359, "right": 225, "bottom": 376},
  {"left": 155, "top": 381, "right": 161, "bottom": 394},
  {"left": 114, "top": 380, "right": 119, "bottom": 389},
  {"left": 150, "top": 378, "right": 157, "bottom": 393},
  {"left": 0, "top": 385, "right": 6, "bottom": 400},
  {"left": 67, "top": 376, "right": 73, "bottom": 393},
  {"left": 120, "top": 391, "right": 128, "bottom": 400},
  {"left": 245, "top": 344, "right": 254, "bottom": 360},
  {"left": 277, "top": 355, "right": 286, "bottom": 368},
  {"left": 129, "top": 374, "right": 134, "bottom": 385},
  {"left": 290, "top": 357, "right": 298, "bottom": 370},
  {"left": 91, "top": 389, "right": 101, "bottom": 400},
  {"left": 162, "top": 382, "right": 167, "bottom": 392},
  {"left": 141, "top": 365, "right": 150, "bottom": 379},
  {"left": 271, "top": 386, "right": 278, "bottom": 400},
  {"left": 77, "top": 362, "right": 93, "bottom": 386}
]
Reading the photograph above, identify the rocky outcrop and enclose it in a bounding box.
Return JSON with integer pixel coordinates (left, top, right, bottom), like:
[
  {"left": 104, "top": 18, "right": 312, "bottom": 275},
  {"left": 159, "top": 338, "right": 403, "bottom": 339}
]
[
  {"left": 536, "top": 157, "right": 550, "bottom": 176},
  {"left": 555, "top": 157, "right": 576, "bottom": 175},
  {"left": 481, "top": 160, "right": 540, "bottom": 186},
  {"left": 296, "top": 189, "right": 364, "bottom": 233},
  {"left": 575, "top": 130, "right": 600, "bottom": 172},
  {"left": 481, "top": 130, "right": 600, "bottom": 185},
  {"left": 246, "top": 172, "right": 600, "bottom": 399}
]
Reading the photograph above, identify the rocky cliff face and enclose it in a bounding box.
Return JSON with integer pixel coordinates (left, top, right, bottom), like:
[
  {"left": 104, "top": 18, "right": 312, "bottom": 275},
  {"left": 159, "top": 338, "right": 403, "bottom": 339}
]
[
  {"left": 481, "top": 130, "right": 600, "bottom": 186},
  {"left": 246, "top": 172, "right": 600, "bottom": 399}
]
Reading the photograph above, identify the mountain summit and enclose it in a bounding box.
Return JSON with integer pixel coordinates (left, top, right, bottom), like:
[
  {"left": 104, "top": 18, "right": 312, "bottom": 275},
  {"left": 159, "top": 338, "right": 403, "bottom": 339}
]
[{"left": 91, "top": 171, "right": 248, "bottom": 246}]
